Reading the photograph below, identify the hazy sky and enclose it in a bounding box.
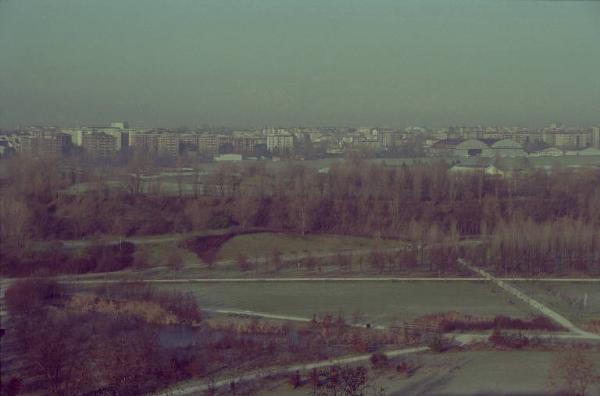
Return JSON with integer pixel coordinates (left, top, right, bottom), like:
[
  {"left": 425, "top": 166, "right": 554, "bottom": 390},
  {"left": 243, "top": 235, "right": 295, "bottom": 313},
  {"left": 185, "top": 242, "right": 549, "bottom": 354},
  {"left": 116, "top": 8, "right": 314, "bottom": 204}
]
[{"left": 1, "top": 0, "right": 599, "bottom": 128}]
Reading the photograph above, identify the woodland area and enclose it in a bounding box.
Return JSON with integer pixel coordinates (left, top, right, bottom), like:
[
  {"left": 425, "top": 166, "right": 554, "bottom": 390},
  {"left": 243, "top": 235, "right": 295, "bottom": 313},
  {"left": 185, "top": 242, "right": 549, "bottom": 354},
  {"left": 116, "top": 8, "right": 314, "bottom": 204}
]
[
  {"left": 3, "top": 280, "right": 201, "bottom": 395},
  {"left": 1, "top": 155, "right": 600, "bottom": 275}
]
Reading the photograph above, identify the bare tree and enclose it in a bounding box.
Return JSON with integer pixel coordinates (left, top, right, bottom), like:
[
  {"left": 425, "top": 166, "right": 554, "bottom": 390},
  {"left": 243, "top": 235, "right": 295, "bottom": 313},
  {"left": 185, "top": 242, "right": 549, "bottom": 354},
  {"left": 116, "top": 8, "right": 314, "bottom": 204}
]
[{"left": 0, "top": 194, "right": 31, "bottom": 257}]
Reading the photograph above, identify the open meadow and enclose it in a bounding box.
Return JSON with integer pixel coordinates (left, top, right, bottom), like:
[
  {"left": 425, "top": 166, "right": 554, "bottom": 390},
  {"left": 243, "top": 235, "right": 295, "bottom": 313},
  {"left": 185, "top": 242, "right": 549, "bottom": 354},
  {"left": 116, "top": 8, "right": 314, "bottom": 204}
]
[
  {"left": 512, "top": 281, "right": 600, "bottom": 326},
  {"left": 64, "top": 231, "right": 410, "bottom": 280},
  {"left": 214, "top": 232, "right": 405, "bottom": 261},
  {"left": 163, "top": 281, "right": 534, "bottom": 326}
]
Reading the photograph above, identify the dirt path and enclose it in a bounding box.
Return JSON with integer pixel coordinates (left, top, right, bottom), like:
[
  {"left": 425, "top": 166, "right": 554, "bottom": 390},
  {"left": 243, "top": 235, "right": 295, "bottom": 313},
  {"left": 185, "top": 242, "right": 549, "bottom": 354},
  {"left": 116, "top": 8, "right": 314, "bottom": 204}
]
[
  {"left": 59, "top": 233, "right": 207, "bottom": 248},
  {"left": 207, "top": 308, "right": 314, "bottom": 323}
]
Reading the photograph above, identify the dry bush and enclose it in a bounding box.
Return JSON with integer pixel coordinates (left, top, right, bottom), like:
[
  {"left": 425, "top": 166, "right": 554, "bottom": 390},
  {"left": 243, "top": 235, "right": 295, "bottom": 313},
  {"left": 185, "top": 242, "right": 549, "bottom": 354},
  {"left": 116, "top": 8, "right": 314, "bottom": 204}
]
[
  {"left": 488, "top": 330, "right": 530, "bottom": 349},
  {"left": 582, "top": 320, "right": 600, "bottom": 335},
  {"left": 395, "top": 359, "right": 419, "bottom": 378},
  {"left": 370, "top": 352, "right": 389, "bottom": 369},
  {"left": 413, "top": 311, "right": 561, "bottom": 333},
  {"left": 237, "top": 253, "right": 251, "bottom": 271},
  {"left": 67, "top": 293, "right": 180, "bottom": 324},
  {"left": 547, "top": 350, "right": 598, "bottom": 396},
  {"left": 5, "top": 279, "right": 66, "bottom": 315}
]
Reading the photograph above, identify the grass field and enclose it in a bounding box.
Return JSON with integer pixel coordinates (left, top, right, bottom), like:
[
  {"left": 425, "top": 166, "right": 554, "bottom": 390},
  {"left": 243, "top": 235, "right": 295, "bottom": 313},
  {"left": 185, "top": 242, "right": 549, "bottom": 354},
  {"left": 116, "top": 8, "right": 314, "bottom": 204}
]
[
  {"left": 215, "top": 232, "right": 405, "bottom": 261},
  {"left": 147, "top": 232, "right": 404, "bottom": 275},
  {"left": 256, "top": 350, "right": 600, "bottom": 396},
  {"left": 512, "top": 281, "right": 600, "bottom": 325},
  {"left": 61, "top": 232, "right": 409, "bottom": 281},
  {"left": 165, "top": 281, "right": 533, "bottom": 326}
]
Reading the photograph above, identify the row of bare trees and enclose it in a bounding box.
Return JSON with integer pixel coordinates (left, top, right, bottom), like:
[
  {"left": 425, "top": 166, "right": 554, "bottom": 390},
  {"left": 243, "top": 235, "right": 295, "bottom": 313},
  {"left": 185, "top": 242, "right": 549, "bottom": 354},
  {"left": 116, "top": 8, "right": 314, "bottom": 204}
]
[
  {"left": 463, "top": 217, "right": 600, "bottom": 275},
  {"left": 2, "top": 154, "right": 600, "bottom": 275}
]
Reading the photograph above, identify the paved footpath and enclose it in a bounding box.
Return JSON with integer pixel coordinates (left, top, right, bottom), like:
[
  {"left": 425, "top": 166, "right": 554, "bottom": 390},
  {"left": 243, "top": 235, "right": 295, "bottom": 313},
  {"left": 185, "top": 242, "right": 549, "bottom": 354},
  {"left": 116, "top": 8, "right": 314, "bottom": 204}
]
[
  {"left": 457, "top": 258, "right": 600, "bottom": 339},
  {"left": 157, "top": 346, "right": 430, "bottom": 396},
  {"left": 206, "top": 308, "right": 388, "bottom": 330},
  {"left": 60, "top": 276, "right": 600, "bottom": 284},
  {"left": 208, "top": 308, "right": 600, "bottom": 343}
]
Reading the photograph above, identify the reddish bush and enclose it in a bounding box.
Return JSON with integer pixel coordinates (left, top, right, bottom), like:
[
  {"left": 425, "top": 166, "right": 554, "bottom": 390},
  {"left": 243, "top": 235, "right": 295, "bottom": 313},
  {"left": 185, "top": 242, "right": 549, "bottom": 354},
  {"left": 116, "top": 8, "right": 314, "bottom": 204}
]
[
  {"left": 488, "top": 330, "right": 530, "bottom": 349},
  {"left": 396, "top": 360, "right": 419, "bottom": 377},
  {"left": 416, "top": 312, "right": 562, "bottom": 333},
  {"left": 288, "top": 370, "right": 302, "bottom": 388},
  {"left": 427, "top": 333, "right": 450, "bottom": 352},
  {"left": 370, "top": 352, "right": 389, "bottom": 369},
  {"left": 236, "top": 254, "right": 251, "bottom": 271},
  {"left": 5, "top": 279, "right": 65, "bottom": 315},
  {"left": 2, "top": 377, "right": 21, "bottom": 396}
]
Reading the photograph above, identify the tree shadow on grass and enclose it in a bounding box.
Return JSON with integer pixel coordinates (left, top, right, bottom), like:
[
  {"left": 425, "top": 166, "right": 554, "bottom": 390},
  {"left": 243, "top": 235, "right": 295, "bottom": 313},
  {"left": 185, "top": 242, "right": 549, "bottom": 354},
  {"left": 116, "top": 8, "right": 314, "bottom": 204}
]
[
  {"left": 388, "top": 357, "right": 468, "bottom": 396},
  {"left": 389, "top": 374, "right": 453, "bottom": 396}
]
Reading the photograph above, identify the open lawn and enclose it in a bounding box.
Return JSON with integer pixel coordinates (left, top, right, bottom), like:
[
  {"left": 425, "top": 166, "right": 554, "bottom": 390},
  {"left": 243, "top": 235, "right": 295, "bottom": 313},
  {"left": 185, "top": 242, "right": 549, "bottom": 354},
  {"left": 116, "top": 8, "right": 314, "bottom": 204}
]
[
  {"left": 55, "top": 231, "right": 411, "bottom": 281},
  {"left": 256, "top": 350, "right": 600, "bottom": 396},
  {"left": 127, "top": 232, "right": 407, "bottom": 278},
  {"left": 215, "top": 232, "right": 405, "bottom": 261},
  {"left": 513, "top": 281, "right": 600, "bottom": 325},
  {"left": 165, "top": 281, "right": 534, "bottom": 326}
]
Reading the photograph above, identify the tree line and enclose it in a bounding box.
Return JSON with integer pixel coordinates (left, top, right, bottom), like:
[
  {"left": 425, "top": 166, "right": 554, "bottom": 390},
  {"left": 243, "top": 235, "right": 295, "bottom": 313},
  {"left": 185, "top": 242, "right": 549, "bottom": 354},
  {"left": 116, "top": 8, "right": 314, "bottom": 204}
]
[{"left": 1, "top": 155, "right": 599, "bottom": 275}]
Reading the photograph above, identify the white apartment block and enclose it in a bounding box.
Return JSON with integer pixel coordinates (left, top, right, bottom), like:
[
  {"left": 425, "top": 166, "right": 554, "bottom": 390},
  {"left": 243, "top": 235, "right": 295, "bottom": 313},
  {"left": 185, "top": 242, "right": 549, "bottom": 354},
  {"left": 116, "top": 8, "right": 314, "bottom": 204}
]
[{"left": 266, "top": 131, "right": 295, "bottom": 152}]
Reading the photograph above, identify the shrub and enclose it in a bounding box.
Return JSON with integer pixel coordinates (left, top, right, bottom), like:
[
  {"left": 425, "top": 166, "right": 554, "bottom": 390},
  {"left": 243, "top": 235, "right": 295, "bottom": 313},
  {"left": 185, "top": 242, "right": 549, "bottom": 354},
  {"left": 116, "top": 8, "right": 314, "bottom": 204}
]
[
  {"left": 322, "top": 365, "right": 369, "bottom": 395},
  {"left": 370, "top": 352, "right": 389, "bottom": 369},
  {"left": 237, "top": 254, "right": 251, "bottom": 272},
  {"left": 396, "top": 360, "right": 419, "bottom": 377},
  {"left": 271, "top": 249, "right": 283, "bottom": 271},
  {"left": 368, "top": 248, "right": 386, "bottom": 272},
  {"left": 287, "top": 370, "right": 302, "bottom": 388},
  {"left": 207, "top": 211, "right": 236, "bottom": 229},
  {"left": 489, "top": 330, "right": 529, "bottom": 349},
  {"left": 427, "top": 333, "right": 450, "bottom": 353},
  {"left": 417, "top": 312, "right": 562, "bottom": 333},
  {"left": 5, "top": 279, "right": 65, "bottom": 315},
  {"left": 547, "top": 350, "right": 596, "bottom": 396},
  {"left": 84, "top": 242, "right": 136, "bottom": 273},
  {"left": 90, "top": 283, "right": 202, "bottom": 324},
  {"left": 303, "top": 255, "right": 317, "bottom": 271},
  {"left": 1, "top": 377, "right": 21, "bottom": 396},
  {"left": 396, "top": 361, "right": 409, "bottom": 376}
]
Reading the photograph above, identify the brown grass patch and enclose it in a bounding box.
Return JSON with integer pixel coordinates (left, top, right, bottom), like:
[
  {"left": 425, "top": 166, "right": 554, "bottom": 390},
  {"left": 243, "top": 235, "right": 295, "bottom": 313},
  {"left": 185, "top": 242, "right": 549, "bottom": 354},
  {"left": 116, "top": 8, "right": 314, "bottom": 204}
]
[{"left": 67, "top": 293, "right": 179, "bottom": 324}]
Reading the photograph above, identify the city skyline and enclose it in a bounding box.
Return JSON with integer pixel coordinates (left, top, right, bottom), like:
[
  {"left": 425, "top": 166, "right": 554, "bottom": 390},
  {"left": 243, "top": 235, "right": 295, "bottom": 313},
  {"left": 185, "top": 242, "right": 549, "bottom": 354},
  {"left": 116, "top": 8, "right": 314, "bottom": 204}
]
[{"left": 1, "top": 0, "right": 599, "bottom": 128}]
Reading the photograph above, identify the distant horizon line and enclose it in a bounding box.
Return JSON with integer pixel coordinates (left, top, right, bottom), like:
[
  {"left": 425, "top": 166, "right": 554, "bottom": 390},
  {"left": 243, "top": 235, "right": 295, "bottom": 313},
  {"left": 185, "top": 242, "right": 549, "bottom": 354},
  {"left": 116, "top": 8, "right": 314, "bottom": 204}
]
[{"left": 2, "top": 122, "right": 599, "bottom": 130}]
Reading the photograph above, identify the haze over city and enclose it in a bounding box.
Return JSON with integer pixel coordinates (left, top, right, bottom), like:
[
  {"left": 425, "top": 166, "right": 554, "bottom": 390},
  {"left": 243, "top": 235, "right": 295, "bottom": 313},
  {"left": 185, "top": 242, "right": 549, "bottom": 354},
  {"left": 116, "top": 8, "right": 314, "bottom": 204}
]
[{"left": 1, "top": 0, "right": 599, "bottom": 128}]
